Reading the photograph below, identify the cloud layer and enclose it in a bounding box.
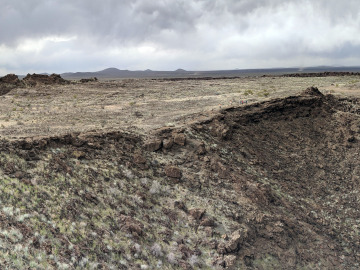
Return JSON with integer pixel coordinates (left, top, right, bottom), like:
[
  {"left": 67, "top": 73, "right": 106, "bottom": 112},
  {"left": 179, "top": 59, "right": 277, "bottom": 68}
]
[{"left": 1, "top": 0, "right": 360, "bottom": 75}]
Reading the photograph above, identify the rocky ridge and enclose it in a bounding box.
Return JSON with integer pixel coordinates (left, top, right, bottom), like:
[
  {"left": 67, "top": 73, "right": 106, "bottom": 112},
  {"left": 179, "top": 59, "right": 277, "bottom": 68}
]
[
  {"left": 0, "top": 74, "right": 69, "bottom": 94},
  {"left": 0, "top": 88, "right": 359, "bottom": 269},
  {"left": 22, "top": 73, "right": 70, "bottom": 87}
]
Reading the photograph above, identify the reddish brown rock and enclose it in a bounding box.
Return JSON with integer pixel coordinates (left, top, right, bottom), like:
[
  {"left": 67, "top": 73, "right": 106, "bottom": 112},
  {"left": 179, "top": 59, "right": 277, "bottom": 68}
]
[
  {"left": 163, "top": 138, "right": 174, "bottom": 149},
  {"left": 216, "top": 242, "right": 227, "bottom": 255},
  {"left": 200, "top": 218, "right": 216, "bottom": 227},
  {"left": 165, "top": 165, "right": 182, "bottom": 179},
  {"left": 210, "top": 159, "right": 228, "bottom": 178},
  {"left": 174, "top": 201, "right": 188, "bottom": 212},
  {"left": 178, "top": 244, "right": 192, "bottom": 258},
  {"left": 4, "top": 162, "right": 16, "bottom": 174},
  {"left": 225, "top": 228, "right": 248, "bottom": 253},
  {"left": 144, "top": 138, "right": 162, "bottom": 152},
  {"left": 224, "top": 255, "right": 238, "bottom": 269},
  {"left": 72, "top": 150, "right": 86, "bottom": 159},
  {"left": 120, "top": 215, "right": 144, "bottom": 237},
  {"left": 173, "top": 133, "right": 186, "bottom": 146},
  {"left": 209, "top": 119, "right": 231, "bottom": 139},
  {"left": 133, "top": 153, "right": 146, "bottom": 164},
  {"left": 196, "top": 143, "right": 206, "bottom": 155},
  {"left": 189, "top": 208, "right": 205, "bottom": 221}
]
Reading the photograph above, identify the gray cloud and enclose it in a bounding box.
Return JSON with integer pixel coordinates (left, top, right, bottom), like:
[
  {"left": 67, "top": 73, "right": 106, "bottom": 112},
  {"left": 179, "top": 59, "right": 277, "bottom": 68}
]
[{"left": 1, "top": 0, "right": 360, "bottom": 75}]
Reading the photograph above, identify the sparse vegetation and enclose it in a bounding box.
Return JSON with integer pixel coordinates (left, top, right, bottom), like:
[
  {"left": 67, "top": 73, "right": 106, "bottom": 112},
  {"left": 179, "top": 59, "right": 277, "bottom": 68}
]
[
  {"left": 0, "top": 75, "right": 360, "bottom": 268},
  {"left": 257, "top": 89, "right": 270, "bottom": 97},
  {"left": 243, "top": 89, "right": 254, "bottom": 96}
]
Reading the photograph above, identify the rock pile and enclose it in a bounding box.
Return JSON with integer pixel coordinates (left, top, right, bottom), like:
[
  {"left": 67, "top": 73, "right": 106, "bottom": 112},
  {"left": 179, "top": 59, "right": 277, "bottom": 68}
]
[
  {"left": 0, "top": 74, "right": 21, "bottom": 95},
  {"left": 23, "top": 73, "right": 69, "bottom": 87},
  {"left": 80, "top": 77, "right": 98, "bottom": 83},
  {"left": 0, "top": 74, "right": 21, "bottom": 84}
]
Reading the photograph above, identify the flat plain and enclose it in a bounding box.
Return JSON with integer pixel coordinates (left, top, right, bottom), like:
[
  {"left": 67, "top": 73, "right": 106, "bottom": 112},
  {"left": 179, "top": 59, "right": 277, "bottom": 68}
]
[{"left": 1, "top": 75, "right": 360, "bottom": 138}]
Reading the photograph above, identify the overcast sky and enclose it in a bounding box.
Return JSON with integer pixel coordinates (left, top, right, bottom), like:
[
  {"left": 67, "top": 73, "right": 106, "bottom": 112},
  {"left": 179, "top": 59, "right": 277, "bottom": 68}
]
[{"left": 1, "top": 0, "right": 360, "bottom": 75}]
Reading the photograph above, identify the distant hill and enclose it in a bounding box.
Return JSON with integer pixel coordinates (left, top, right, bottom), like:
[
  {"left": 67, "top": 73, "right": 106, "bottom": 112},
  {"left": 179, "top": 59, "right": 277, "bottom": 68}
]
[{"left": 60, "top": 66, "right": 360, "bottom": 80}]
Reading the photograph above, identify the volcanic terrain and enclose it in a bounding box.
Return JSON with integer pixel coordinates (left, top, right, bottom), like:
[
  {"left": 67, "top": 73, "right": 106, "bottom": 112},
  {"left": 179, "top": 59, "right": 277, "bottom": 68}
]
[{"left": 0, "top": 74, "right": 359, "bottom": 269}]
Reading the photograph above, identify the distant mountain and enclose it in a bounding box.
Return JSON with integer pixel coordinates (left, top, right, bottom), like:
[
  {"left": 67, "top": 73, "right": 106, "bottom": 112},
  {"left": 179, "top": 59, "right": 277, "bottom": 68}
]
[
  {"left": 61, "top": 68, "right": 194, "bottom": 79},
  {"left": 60, "top": 66, "right": 360, "bottom": 80},
  {"left": 97, "top": 68, "right": 130, "bottom": 75}
]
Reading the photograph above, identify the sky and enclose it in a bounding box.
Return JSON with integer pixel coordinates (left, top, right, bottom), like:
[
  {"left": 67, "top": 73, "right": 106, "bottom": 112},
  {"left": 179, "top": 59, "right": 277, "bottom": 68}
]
[{"left": 1, "top": 0, "right": 360, "bottom": 75}]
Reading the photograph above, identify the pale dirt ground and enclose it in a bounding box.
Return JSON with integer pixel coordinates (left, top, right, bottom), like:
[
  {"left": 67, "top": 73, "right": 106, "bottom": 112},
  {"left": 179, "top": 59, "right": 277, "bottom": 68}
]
[{"left": 1, "top": 75, "right": 360, "bottom": 139}]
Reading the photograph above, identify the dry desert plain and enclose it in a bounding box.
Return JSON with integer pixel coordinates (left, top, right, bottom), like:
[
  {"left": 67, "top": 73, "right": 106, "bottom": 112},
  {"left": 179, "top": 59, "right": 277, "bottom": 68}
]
[{"left": 1, "top": 75, "right": 359, "bottom": 138}]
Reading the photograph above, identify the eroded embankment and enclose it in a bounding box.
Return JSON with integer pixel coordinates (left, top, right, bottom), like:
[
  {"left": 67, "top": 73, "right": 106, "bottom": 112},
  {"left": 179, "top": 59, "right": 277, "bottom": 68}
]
[{"left": 0, "top": 88, "right": 359, "bottom": 269}]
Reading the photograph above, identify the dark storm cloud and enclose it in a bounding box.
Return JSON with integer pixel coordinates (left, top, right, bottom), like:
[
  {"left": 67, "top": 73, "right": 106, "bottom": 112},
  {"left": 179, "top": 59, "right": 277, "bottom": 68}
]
[
  {"left": 1, "top": 0, "right": 202, "bottom": 46},
  {"left": 1, "top": 0, "right": 132, "bottom": 45},
  {"left": 1, "top": 0, "right": 360, "bottom": 74}
]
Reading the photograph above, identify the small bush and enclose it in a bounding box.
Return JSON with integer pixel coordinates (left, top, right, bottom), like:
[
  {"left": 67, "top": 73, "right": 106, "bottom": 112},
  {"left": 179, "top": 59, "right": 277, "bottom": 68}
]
[{"left": 243, "top": 89, "right": 254, "bottom": 96}]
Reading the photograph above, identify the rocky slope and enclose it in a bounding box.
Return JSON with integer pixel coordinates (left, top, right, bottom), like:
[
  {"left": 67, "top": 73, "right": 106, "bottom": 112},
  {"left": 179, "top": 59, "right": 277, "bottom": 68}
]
[{"left": 0, "top": 88, "right": 359, "bottom": 269}]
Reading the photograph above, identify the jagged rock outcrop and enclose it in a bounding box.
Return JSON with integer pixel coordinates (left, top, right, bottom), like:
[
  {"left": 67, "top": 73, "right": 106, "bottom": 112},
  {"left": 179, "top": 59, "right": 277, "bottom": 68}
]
[
  {"left": 0, "top": 74, "right": 21, "bottom": 84},
  {"left": 0, "top": 74, "right": 22, "bottom": 95},
  {"left": 23, "top": 73, "right": 69, "bottom": 87}
]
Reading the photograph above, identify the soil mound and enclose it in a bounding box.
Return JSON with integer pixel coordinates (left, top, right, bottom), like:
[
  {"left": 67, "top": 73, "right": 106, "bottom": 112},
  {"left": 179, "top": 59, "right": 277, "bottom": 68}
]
[
  {"left": 23, "top": 73, "right": 69, "bottom": 87},
  {"left": 0, "top": 90, "right": 359, "bottom": 269}
]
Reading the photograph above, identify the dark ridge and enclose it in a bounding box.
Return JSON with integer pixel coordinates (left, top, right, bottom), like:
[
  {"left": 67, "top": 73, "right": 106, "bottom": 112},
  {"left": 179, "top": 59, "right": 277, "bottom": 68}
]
[
  {"left": 0, "top": 74, "right": 21, "bottom": 95},
  {"left": 266, "top": 71, "right": 360, "bottom": 78},
  {"left": 23, "top": 73, "right": 69, "bottom": 87}
]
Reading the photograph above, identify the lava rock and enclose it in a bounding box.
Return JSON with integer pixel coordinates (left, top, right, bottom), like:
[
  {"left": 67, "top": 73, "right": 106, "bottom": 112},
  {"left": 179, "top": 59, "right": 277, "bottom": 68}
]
[
  {"left": 0, "top": 74, "right": 21, "bottom": 84},
  {"left": 301, "top": 86, "right": 324, "bottom": 97},
  {"left": 144, "top": 138, "right": 162, "bottom": 152},
  {"left": 225, "top": 228, "right": 248, "bottom": 253},
  {"left": 133, "top": 154, "right": 146, "bottom": 164},
  {"left": 173, "top": 133, "right": 186, "bottom": 146},
  {"left": 200, "top": 218, "right": 216, "bottom": 227},
  {"left": 163, "top": 138, "right": 174, "bottom": 149},
  {"left": 165, "top": 165, "right": 182, "bottom": 179},
  {"left": 189, "top": 208, "right": 206, "bottom": 221}
]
